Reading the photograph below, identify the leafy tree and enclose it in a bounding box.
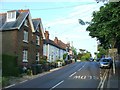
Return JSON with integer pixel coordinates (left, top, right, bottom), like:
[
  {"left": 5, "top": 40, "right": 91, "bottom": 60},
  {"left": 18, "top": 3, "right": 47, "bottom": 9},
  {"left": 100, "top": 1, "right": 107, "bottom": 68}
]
[
  {"left": 63, "top": 53, "right": 68, "bottom": 60},
  {"left": 71, "top": 46, "right": 77, "bottom": 56},
  {"left": 79, "top": 49, "right": 86, "bottom": 54},
  {"left": 97, "top": 46, "right": 108, "bottom": 58},
  {"left": 86, "top": 2, "right": 120, "bottom": 54},
  {"left": 77, "top": 49, "right": 91, "bottom": 61},
  {"left": 81, "top": 52, "right": 91, "bottom": 61},
  {"left": 77, "top": 53, "right": 82, "bottom": 60}
]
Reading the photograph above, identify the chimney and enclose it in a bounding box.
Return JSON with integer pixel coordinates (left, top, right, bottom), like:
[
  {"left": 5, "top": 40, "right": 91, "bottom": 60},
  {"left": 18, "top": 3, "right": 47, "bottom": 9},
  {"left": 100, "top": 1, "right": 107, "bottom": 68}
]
[
  {"left": 44, "top": 31, "right": 49, "bottom": 40},
  {"left": 54, "top": 37, "right": 58, "bottom": 44}
]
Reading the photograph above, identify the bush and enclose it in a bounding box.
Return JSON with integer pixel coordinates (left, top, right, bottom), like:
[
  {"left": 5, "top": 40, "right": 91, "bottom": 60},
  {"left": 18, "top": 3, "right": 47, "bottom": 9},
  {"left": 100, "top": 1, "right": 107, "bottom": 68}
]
[
  {"left": 2, "top": 54, "right": 20, "bottom": 77},
  {"left": 39, "top": 60, "right": 50, "bottom": 72},
  {"left": 50, "top": 62, "right": 58, "bottom": 68}
]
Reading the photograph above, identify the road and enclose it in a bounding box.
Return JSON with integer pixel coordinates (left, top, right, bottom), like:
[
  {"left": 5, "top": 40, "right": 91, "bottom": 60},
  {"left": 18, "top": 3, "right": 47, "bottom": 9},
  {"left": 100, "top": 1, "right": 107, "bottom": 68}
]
[{"left": 5, "top": 61, "right": 110, "bottom": 89}]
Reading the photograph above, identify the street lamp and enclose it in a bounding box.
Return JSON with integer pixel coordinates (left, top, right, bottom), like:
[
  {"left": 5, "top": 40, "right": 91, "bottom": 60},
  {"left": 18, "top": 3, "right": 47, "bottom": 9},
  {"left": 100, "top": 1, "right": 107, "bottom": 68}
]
[{"left": 78, "top": 19, "right": 91, "bottom": 25}]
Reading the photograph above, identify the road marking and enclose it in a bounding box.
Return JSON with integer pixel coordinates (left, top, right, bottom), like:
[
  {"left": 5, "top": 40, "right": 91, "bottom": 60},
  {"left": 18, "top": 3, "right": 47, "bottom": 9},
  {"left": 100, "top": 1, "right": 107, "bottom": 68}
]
[
  {"left": 78, "top": 63, "right": 86, "bottom": 71},
  {"left": 20, "top": 80, "right": 28, "bottom": 83},
  {"left": 89, "top": 76, "right": 92, "bottom": 79},
  {"left": 81, "top": 76, "right": 86, "bottom": 79},
  {"left": 101, "top": 69, "right": 109, "bottom": 89},
  {"left": 69, "top": 72, "right": 76, "bottom": 77},
  {"left": 74, "top": 76, "right": 81, "bottom": 79},
  {"left": 4, "top": 84, "right": 15, "bottom": 89},
  {"left": 97, "top": 69, "right": 108, "bottom": 89},
  {"left": 50, "top": 80, "right": 64, "bottom": 90}
]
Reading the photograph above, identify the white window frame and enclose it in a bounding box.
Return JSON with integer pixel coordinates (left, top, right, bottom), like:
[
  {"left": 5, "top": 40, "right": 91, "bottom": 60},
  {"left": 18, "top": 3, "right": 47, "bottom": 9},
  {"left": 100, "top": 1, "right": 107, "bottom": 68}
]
[
  {"left": 36, "top": 35, "right": 40, "bottom": 45},
  {"left": 23, "top": 50, "right": 28, "bottom": 62},
  {"left": 7, "top": 11, "right": 16, "bottom": 22},
  {"left": 23, "top": 30, "right": 28, "bottom": 43},
  {"left": 36, "top": 52, "right": 40, "bottom": 61}
]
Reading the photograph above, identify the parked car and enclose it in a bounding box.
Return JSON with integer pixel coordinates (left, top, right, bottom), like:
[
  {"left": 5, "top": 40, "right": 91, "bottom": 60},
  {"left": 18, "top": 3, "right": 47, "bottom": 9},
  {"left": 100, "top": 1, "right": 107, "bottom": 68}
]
[
  {"left": 89, "top": 57, "right": 94, "bottom": 62},
  {"left": 96, "top": 58, "right": 101, "bottom": 62},
  {"left": 99, "top": 57, "right": 113, "bottom": 69}
]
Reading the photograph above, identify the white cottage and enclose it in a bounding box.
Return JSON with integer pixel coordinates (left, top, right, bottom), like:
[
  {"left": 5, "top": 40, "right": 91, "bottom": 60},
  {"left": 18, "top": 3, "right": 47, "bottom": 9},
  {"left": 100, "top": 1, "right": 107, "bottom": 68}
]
[{"left": 43, "top": 31, "right": 67, "bottom": 62}]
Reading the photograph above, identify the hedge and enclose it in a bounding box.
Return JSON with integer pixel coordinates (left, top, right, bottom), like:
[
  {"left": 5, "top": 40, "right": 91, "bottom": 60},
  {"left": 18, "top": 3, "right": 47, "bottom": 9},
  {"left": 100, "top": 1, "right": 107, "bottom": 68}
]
[{"left": 2, "top": 54, "right": 20, "bottom": 77}]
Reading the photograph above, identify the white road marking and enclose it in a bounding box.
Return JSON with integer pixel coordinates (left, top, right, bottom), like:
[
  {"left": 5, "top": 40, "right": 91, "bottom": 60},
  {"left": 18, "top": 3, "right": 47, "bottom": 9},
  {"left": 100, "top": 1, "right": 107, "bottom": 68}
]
[
  {"left": 73, "top": 76, "right": 80, "bottom": 79},
  {"left": 78, "top": 68, "right": 82, "bottom": 71},
  {"left": 97, "top": 69, "right": 108, "bottom": 89},
  {"left": 4, "top": 84, "right": 15, "bottom": 89},
  {"left": 78, "top": 63, "right": 86, "bottom": 71},
  {"left": 50, "top": 80, "right": 64, "bottom": 90},
  {"left": 101, "top": 70, "right": 108, "bottom": 88},
  {"left": 69, "top": 72, "right": 76, "bottom": 77},
  {"left": 20, "top": 80, "right": 28, "bottom": 83},
  {"left": 90, "top": 76, "right": 92, "bottom": 79},
  {"left": 81, "top": 76, "right": 86, "bottom": 79}
]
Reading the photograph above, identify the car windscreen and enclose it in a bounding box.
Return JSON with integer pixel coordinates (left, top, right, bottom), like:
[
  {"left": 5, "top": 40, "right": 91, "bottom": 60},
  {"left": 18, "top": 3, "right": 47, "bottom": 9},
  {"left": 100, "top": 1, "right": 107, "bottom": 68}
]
[{"left": 101, "top": 59, "right": 110, "bottom": 62}]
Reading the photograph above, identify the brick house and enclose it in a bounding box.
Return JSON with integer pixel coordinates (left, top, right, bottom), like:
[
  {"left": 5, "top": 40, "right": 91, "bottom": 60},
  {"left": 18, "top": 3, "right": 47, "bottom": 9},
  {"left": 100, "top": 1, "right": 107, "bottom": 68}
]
[
  {"left": 32, "top": 18, "right": 45, "bottom": 64},
  {"left": 43, "top": 31, "right": 67, "bottom": 62},
  {"left": 0, "top": 9, "right": 44, "bottom": 68}
]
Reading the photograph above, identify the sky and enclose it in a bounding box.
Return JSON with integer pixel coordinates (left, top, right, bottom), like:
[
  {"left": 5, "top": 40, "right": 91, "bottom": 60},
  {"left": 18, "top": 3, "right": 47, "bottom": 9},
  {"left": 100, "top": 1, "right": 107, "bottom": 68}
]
[{"left": 0, "top": 0, "right": 104, "bottom": 57}]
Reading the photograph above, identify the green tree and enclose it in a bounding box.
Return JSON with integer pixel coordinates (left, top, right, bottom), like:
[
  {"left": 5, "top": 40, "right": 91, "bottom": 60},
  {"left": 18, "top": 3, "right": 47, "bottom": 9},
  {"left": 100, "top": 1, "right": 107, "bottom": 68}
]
[
  {"left": 86, "top": 2, "right": 120, "bottom": 54},
  {"left": 71, "top": 46, "right": 77, "bottom": 56},
  {"left": 77, "top": 53, "right": 82, "bottom": 60},
  {"left": 97, "top": 46, "right": 108, "bottom": 58},
  {"left": 63, "top": 53, "right": 68, "bottom": 60},
  {"left": 81, "top": 52, "right": 91, "bottom": 61}
]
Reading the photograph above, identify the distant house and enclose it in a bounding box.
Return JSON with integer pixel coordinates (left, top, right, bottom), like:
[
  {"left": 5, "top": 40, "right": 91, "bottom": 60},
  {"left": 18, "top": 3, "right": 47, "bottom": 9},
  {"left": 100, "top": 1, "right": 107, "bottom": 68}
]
[
  {"left": 43, "top": 31, "right": 67, "bottom": 62},
  {"left": 0, "top": 9, "right": 44, "bottom": 68}
]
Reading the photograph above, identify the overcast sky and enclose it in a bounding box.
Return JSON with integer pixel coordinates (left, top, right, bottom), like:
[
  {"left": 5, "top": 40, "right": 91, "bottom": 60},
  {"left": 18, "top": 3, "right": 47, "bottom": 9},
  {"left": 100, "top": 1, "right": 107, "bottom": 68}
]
[{"left": 1, "top": 0, "right": 104, "bottom": 57}]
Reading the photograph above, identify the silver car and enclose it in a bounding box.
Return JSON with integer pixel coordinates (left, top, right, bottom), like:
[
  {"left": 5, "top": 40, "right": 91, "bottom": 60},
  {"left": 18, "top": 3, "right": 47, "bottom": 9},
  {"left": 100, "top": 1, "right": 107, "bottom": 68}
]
[{"left": 99, "top": 58, "right": 113, "bottom": 69}]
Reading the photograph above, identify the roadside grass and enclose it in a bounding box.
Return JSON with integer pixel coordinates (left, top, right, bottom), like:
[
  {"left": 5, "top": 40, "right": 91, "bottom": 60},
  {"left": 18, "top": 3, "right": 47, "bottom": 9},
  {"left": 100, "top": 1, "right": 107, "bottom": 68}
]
[{"left": 2, "top": 77, "right": 10, "bottom": 87}]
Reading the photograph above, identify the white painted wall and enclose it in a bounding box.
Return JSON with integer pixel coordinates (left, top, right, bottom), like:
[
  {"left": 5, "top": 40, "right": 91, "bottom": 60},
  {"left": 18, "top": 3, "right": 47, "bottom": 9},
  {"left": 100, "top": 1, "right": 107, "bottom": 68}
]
[{"left": 43, "top": 43, "right": 66, "bottom": 62}]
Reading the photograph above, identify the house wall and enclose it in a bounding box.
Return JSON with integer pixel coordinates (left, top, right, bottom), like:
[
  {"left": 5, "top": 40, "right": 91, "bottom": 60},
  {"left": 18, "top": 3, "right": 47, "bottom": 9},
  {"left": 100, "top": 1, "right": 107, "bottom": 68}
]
[
  {"left": 2, "top": 30, "right": 18, "bottom": 56},
  {"left": 43, "top": 43, "right": 66, "bottom": 62},
  {"left": 39, "top": 24, "right": 43, "bottom": 58},
  {"left": 2, "top": 18, "right": 36, "bottom": 67}
]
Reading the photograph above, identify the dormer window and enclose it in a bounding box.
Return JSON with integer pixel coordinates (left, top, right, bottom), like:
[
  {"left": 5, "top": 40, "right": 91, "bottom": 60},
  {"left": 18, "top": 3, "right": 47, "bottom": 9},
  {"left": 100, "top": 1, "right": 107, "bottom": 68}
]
[
  {"left": 24, "top": 20, "right": 28, "bottom": 27},
  {"left": 7, "top": 11, "right": 16, "bottom": 22}
]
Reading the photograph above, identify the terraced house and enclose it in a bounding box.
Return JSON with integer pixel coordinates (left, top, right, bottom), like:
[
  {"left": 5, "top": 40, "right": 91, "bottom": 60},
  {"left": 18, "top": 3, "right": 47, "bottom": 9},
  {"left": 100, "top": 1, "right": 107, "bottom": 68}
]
[
  {"left": 43, "top": 31, "right": 68, "bottom": 62},
  {"left": 0, "top": 9, "right": 44, "bottom": 68}
]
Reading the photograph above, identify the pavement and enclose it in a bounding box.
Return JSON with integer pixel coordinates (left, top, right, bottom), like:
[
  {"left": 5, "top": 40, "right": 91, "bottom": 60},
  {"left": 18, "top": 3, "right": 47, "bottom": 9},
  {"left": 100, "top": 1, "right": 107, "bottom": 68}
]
[{"left": 107, "top": 60, "right": 120, "bottom": 89}]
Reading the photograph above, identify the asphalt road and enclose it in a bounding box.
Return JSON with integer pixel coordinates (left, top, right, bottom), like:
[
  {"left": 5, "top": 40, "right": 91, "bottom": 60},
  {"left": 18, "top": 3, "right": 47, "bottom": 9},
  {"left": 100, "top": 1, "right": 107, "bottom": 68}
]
[{"left": 6, "top": 61, "right": 110, "bottom": 89}]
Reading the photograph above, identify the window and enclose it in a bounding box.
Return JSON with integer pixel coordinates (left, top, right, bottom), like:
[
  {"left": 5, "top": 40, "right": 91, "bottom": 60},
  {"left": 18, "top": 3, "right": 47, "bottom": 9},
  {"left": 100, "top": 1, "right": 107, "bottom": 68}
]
[
  {"left": 23, "top": 50, "right": 28, "bottom": 62},
  {"left": 8, "top": 12, "right": 15, "bottom": 19},
  {"left": 23, "top": 30, "right": 28, "bottom": 43},
  {"left": 36, "top": 35, "right": 40, "bottom": 45},
  {"left": 7, "top": 11, "right": 16, "bottom": 22},
  {"left": 36, "top": 52, "right": 39, "bottom": 61},
  {"left": 24, "top": 20, "right": 28, "bottom": 27}
]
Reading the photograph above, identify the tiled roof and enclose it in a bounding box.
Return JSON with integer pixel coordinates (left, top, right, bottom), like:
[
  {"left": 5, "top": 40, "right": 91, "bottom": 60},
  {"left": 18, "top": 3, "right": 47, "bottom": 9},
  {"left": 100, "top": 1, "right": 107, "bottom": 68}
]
[
  {"left": 0, "top": 10, "right": 29, "bottom": 31},
  {"left": 43, "top": 39, "right": 66, "bottom": 50},
  {"left": 0, "top": 13, "right": 6, "bottom": 28}
]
